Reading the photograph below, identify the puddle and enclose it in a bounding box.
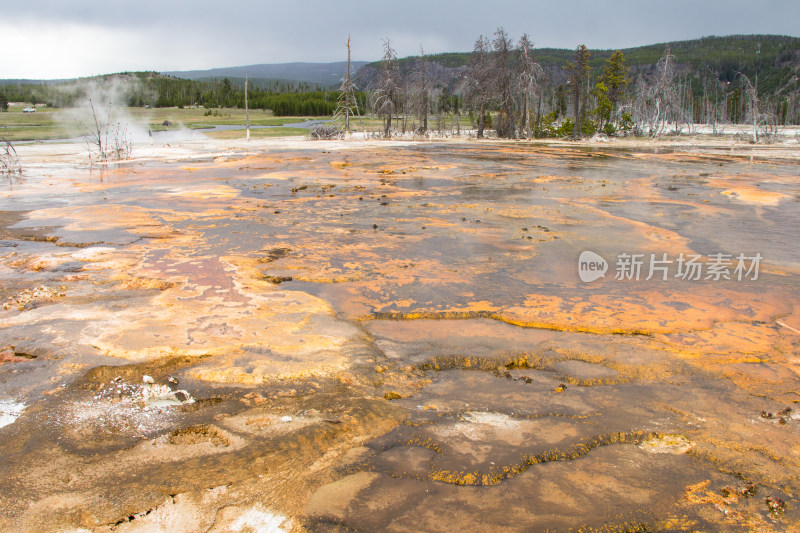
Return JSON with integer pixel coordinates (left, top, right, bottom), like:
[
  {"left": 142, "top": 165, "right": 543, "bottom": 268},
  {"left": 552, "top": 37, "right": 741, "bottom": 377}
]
[{"left": 0, "top": 399, "right": 25, "bottom": 428}]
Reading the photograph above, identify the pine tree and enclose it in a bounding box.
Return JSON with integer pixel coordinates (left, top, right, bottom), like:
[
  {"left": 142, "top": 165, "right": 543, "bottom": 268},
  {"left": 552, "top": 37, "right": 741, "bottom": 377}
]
[
  {"left": 598, "top": 51, "right": 631, "bottom": 125},
  {"left": 592, "top": 82, "right": 613, "bottom": 132}
]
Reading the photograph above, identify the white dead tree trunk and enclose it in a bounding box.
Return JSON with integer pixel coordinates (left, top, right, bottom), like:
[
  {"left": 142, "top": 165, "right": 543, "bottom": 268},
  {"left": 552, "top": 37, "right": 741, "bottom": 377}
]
[
  {"left": 465, "top": 35, "right": 493, "bottom": 139},
  {"left": 343, "top": 36, "right": 353, "bottom": 135},
  {"left": 375, "top": 39, "right": 401, "bottom": 138},
  {"left": 412, "top": 45, "right": 430, "bottom": 134},
  {"left": 333, "top": 35, "right": 363, "bottom": 138},
  {"left": 741, "top": 73, "right": 781, "bottom": 142},
  {"left": 701, "top": 77, "right": 722, "bottom": 134},
  {"left": 517, "top": 34, "right": 542, "bottom": 140},
  {"left": 492, "top": 28, "right": 516, "bottom": 139},
  {"left": 633, "top": 48, "right": 679, "bottom": 138},
  {"left": 739, "top": 73, "right": 759, "bottom": 143},
  {"left": 751, "top": 78, "right": 758, "bottom": 143},
  {"left": 655, "top": 49, "right": 678, "bottom": 137},
  {"left": 87, "top": 98, "right": 106, "bottom": 162}
]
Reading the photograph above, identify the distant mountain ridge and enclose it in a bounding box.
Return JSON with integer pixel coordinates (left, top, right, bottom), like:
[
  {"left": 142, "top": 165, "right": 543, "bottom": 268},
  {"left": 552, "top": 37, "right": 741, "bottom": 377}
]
[{"left": 163, "top": 61, "right": 369, "bottom": 87}]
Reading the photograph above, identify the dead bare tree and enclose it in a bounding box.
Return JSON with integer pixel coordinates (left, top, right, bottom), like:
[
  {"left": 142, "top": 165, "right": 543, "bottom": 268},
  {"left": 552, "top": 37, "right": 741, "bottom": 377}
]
[
  {"left": 85, "top": 98, "right": 132, "bottom": 165},
  {"left": 334, "top": 35, "right": 364, "bottom": 137},
  {"left": 739, "top": 73, "right": 781, "bottom": 142},
  {"left": 0, "top": 137, "right": 21, "bottom": 175},
  {"left": 411, "top": 45, "right": 430, "bottom": 134},
  {"left": 374, "top": 39, "right": 401, "bottom": 138},
  {"left": 86, "top": 98, "right": 106, "bottom": 162},
  {"left": 632, "top": 48, "right": 680, "bottom": 137},
  {"left": 491, "top": 27, "right": 516, "bottom": 139},
  {"left": 465, "top": 35, "right": 493, "bottom": 138},
  {"left": 343, "top": 36, "right": 354, "bottom": 134},
  {"left": 761, "top": 97, "right": 781, "bottom": 139},
  {"left": 701, "top": 74, "right": 724, "bottom": 134},
  {"left": 517, "top": 33, "right": 543, "bottom": 139},
  {"left": 740, "top": 73, "right": 761, "bottom": 143},
  {"left": 653, "top": 48, "right": 680, "bottom": 136},
  {"left": 565, "top": 44, "right": 591, "bottom": 137}
]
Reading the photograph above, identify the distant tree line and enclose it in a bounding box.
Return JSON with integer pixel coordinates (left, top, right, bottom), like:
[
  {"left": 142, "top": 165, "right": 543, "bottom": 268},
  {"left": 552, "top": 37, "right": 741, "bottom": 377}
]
[{"left": 0, "top": 72, "right": 368, "bottom": 117}]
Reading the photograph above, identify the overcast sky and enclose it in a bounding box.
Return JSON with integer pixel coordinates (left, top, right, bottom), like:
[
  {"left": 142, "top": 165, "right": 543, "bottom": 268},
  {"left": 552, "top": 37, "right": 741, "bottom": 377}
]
[{"left": 2, "top": 0, "right": 799, "bottom": 79}]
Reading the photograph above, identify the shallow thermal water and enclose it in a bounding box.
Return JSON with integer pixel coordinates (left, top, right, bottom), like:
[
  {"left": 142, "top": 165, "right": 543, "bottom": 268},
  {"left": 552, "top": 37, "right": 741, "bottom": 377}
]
[{"left": 0, "top": 139, "right": 799, "bottom": 531}]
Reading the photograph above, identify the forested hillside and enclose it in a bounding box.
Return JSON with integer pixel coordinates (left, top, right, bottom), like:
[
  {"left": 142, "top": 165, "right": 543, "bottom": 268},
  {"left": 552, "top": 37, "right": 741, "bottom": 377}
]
[
  {"left": 0, "top": 72, "right": 367, "bottom": 116},
  {"left": 164, "top": 61, "right": 369, "bottom": 86},
  {"left": 356, "top": 35, "right": 800, "bottom": 98},
  {"left": 351, "top": 33, "right": 800, "bottom": 138}
]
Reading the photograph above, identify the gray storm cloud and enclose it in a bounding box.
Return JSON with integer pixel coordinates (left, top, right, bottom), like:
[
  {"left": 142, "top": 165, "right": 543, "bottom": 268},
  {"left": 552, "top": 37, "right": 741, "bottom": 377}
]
[{"left": 2, "top": 0, "right": 799, "bottom": 78}]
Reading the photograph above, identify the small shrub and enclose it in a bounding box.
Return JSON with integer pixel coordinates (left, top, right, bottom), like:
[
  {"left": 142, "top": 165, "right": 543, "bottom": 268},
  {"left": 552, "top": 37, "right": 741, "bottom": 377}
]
[
  {"left": 618, "top": 112, "right": 634, "bottom": 135},
  {"left": 308, "top": 124, "right": 344, "bottom": 140},
  {"left": 580, "top": 118, "right": 598, "bottom": 136},
  {"left": 555, "top": 118, "right": 574, "bottom": 137},
  {"left": 601, "top": 123, "right": 616, "bottom": 136}
]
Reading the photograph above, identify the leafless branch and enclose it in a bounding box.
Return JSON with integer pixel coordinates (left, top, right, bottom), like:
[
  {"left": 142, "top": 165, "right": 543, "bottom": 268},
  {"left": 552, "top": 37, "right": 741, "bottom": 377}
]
[
  {"left": 84, "top": 98, "right": 132, "bottom": 165},
  {"left": 0, "top": 137, "right": 22, "bottom": 175}
]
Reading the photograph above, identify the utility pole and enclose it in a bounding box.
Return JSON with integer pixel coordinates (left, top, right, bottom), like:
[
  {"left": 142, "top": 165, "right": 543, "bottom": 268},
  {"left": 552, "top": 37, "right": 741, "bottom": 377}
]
[{"left": 245, "top": 74, "right": 250, "bottom": 141}]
